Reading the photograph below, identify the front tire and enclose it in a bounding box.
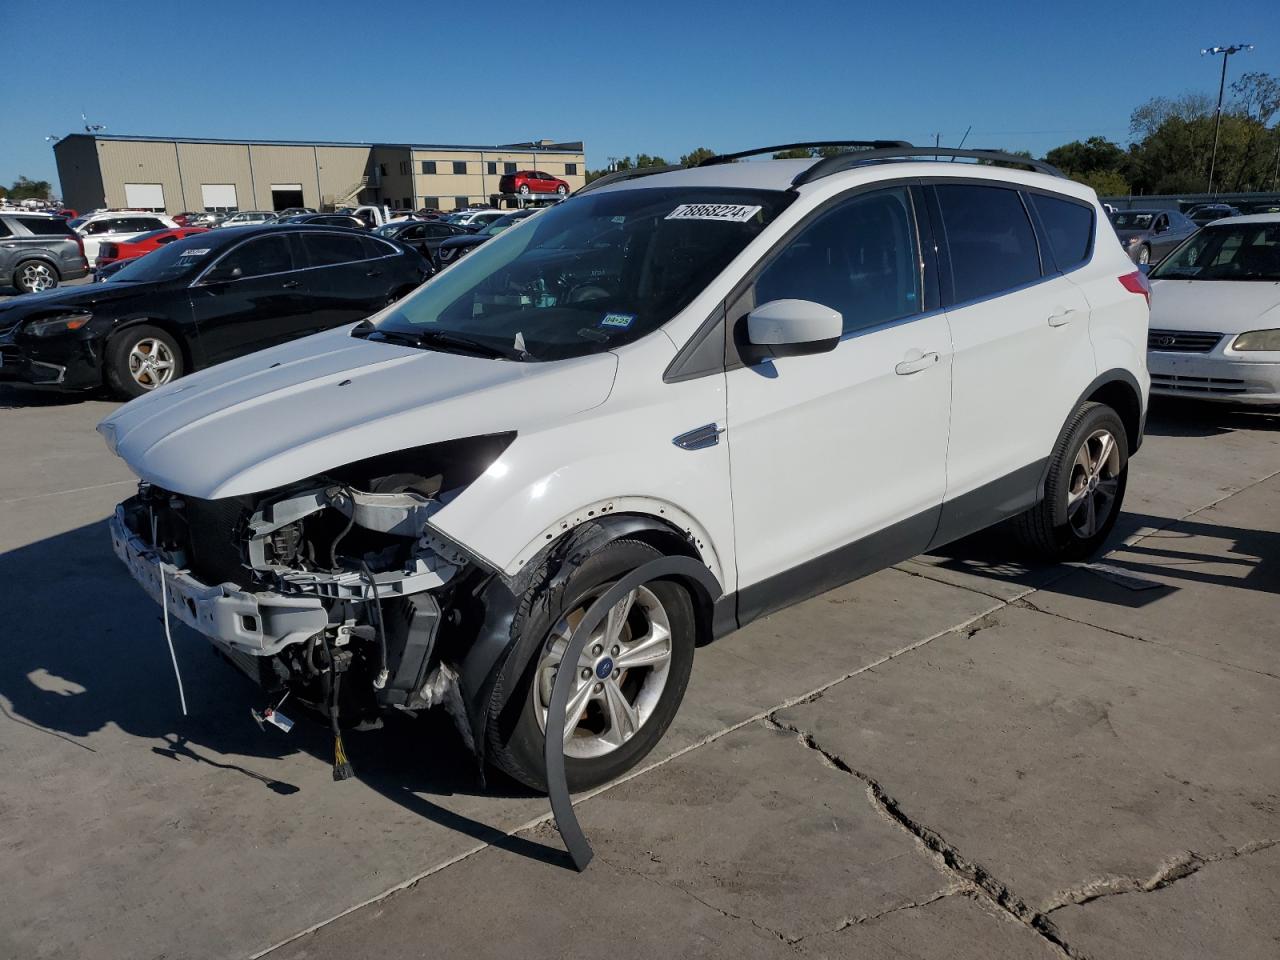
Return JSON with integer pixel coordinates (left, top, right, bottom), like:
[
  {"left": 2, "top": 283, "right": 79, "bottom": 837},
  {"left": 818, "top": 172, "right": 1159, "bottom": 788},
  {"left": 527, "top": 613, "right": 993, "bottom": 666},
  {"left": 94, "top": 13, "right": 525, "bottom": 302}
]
[
  {"left": 14, "top": 260, "right": 59, "bottom": 294},
  {"left": 1011, "top": 402, "right": 1128, "bottom": 560},
  {"left": 518, "top": 184, "right": 531, "bottom": 197},
  {"left": 556, "top": 184, "right": 568, "bottom": 196},
  {"left": 487, "top": 539, "right": 696, "bottom": 792},
  {"left": 105, "top": 324, "right": 184, "bottom": 399}
]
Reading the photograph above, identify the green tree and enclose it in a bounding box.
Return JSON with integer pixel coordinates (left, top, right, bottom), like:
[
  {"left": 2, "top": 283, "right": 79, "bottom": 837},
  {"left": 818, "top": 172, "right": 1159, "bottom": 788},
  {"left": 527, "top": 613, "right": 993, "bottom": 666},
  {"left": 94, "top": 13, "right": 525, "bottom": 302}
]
[
  {"left": 680, "top": 147, "right": 716, "bottom": 167},
  {"left": 772, "top": 147, "right": 813, "bottom": 159},
  {"left": 1076, "top": 169, "right": 1131, "bottom": 196},
  {"left": 7, "top": 176, "right": 52, "bottom": 201}
]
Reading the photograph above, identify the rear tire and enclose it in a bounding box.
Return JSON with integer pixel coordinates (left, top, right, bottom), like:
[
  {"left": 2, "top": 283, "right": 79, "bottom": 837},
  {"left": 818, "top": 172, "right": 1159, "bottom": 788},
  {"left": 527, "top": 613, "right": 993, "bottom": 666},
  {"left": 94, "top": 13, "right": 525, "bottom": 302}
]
[
  {"left": 1011, "top": 402, "right": 1128, "bottom": 561},
  {"left": 105, "top": 324, "right": 185, "bottom": 399},
  {"left": 487, "top": 539, "right": 696, "bottom": 792},
  {"left": 14, "top": 260, "right": 59, "bottom": 294}
]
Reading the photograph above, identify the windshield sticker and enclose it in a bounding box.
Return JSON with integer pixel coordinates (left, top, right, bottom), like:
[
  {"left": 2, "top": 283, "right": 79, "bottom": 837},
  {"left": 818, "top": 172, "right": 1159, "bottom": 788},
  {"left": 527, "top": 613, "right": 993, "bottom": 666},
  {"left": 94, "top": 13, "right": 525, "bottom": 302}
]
[
  {"left": 666, "top": 203, "right": 762, "bottom": 223},
  {"left": 600, "top": 312, "right": 636, "bottom": 329},
  {"left": 179, "top": 248, "right": 211, "bottom": 257}
]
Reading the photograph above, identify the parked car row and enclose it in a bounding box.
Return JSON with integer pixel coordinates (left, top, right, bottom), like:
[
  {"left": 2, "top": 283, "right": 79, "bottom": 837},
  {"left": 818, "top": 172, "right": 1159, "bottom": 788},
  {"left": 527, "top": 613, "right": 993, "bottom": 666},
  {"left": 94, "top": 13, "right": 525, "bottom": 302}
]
[{"left": 0, "top": 224, "right": 433, "bottom": 397}]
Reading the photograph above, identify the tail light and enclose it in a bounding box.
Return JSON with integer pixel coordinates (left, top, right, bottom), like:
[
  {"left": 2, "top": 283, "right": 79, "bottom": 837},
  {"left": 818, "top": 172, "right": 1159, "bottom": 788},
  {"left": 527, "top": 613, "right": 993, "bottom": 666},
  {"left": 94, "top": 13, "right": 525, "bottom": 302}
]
[
  {"left": 1118, "top": 270, "right": 1150, "bottom": 306},
  {"left": 71, "top": 231, "right": 87, "bottom": 262}
]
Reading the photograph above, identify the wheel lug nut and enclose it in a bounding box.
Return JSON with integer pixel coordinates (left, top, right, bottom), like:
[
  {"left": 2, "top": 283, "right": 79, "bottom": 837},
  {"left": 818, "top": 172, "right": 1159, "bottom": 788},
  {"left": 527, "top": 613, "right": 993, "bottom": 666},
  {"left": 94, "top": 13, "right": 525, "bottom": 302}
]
[
  {"left": 581, "top": 668, "right": 591, "bottom": 680},
  {"left": 593, "top": 682, "right": 603, "bottom": 693},
  {"left": 591, "top": 644, "right": 603, "bottom": 656},
  {"left": 612, "top": 669, "right": 620, "bottom": 679},
  {"left": 611, "top": 645, "right": 620, "bottom": 656}
]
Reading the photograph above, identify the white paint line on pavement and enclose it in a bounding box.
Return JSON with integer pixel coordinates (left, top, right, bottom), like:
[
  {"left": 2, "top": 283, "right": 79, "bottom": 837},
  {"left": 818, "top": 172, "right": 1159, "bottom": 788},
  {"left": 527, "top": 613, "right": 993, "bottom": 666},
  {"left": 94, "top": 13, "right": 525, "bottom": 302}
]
[{"left": 251, "top": 465, "right": 1280, "bottom": 958}]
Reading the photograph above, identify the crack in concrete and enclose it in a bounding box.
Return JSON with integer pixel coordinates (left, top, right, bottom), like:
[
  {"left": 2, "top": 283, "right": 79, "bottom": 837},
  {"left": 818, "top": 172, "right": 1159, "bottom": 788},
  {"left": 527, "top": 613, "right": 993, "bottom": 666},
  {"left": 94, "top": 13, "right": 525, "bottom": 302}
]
[
  {"left": 763, "top": 715, "right": 1083, "bottom": 959},
  {"left": 598, "top": 853, "right": 799, "bottom": 946},
  {"left": 1041, "top": 839, "right": 1280, "bottom": 915},
  {"left": 828, "top": 884, "right": 969, "bottom": 934},
  {"left": 1014, "top": 597, "right": 1280, "bottom": 683}
]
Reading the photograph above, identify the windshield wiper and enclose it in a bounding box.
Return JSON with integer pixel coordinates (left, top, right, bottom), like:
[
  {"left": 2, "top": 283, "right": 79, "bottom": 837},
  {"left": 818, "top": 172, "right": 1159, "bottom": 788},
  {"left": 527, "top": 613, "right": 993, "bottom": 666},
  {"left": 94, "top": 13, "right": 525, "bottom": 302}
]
[{"left": 414, "top": 329, "right": 520, "bottom": 360}]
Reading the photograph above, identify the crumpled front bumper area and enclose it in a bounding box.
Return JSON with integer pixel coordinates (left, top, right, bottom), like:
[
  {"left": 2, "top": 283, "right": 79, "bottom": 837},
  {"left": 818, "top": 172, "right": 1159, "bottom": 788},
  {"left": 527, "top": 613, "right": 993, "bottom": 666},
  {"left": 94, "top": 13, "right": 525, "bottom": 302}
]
[{"left": 109, "top": 506, "right": 329, "bottom": 656}]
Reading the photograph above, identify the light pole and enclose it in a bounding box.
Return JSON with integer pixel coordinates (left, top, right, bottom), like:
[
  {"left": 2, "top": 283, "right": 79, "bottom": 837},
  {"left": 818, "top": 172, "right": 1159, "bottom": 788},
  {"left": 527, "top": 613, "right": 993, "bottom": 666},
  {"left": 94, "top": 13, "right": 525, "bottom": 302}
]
[{"left": 1201, "top": 43, "right": 1253, "bottom": 194}]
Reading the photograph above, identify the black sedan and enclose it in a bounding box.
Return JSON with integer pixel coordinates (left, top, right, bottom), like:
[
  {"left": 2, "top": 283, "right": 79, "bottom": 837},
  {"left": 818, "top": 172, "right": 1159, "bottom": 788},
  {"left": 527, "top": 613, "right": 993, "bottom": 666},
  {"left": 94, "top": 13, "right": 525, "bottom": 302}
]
[
  {"left": 274, "top": 213, "right": 367, "bottom": 229},
  {"left": 435, "top": 210, "right": 537, "bottom": 266},
  {"left": 0, "top": 226, "right": 432, "bottom": 398},
  {"left": 373, "top": 219, "right": 471, "bottom": 265}
]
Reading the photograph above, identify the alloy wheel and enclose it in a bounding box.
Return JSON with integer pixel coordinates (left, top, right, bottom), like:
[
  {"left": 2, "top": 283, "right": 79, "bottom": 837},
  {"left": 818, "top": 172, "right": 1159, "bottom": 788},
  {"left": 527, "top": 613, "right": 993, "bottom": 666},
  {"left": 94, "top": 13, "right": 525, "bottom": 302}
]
[
  {"left": 1066, "top": 428, "right": 1121, "bottom": 538},
  {"left": 127, "top": 338, "right": 177, "bottom": 390},
  {"left": 534, "top": 582, "right": 674, "bottom": 759},
  {"left": 19, "top": 263, "right": 55, "bottom": 292}
]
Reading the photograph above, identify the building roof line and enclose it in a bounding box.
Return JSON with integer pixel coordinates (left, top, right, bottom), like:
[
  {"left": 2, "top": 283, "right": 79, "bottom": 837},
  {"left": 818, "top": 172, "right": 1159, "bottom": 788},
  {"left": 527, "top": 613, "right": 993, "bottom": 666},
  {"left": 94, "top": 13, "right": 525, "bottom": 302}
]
[{"left": 54, "top": 133, "right": 584, "bottom": 152}]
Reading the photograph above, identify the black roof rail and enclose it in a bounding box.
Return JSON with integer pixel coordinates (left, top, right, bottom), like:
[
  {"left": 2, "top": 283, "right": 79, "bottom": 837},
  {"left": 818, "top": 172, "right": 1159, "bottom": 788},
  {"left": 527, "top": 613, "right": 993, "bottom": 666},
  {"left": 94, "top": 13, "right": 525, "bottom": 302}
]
[
  {"left": 793, "top": 146, "right": 1064, "bottom": 186},
  {"left": 574, "top": 163, "right": 684, "bottom": 196},
  {"left": 698, "top": 140, "right": 913, "bottom": 166}
]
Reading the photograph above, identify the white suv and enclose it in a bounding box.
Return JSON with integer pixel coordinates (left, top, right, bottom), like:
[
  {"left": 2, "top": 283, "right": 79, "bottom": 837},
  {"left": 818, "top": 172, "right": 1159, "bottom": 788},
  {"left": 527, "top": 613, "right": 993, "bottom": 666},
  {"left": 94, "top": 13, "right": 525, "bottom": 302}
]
[
  {"left": 74, "top": 211, "right": 178, "bottom": 265},
  {"left": 99, "top": 143, "right": 1150, "bottom": 792}
]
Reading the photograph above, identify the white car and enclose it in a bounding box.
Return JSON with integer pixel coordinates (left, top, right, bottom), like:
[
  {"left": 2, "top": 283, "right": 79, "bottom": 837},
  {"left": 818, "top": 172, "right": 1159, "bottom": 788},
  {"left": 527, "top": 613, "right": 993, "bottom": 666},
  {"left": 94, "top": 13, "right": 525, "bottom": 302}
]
[
  {"left": 1147, "top": 213, "right": 1280, "bottom": 405},
  {"left": 216, "top": 211, "right": 278, "bottom": 228},
  {"left": 98, "top": 144, "right": 1149, "bottom": 792},
  {"left": 447, "top": 209, "right": 506, "bottom": 229},
  {"left": 74, "top": 212, "right": 178, "bottom": 265}
]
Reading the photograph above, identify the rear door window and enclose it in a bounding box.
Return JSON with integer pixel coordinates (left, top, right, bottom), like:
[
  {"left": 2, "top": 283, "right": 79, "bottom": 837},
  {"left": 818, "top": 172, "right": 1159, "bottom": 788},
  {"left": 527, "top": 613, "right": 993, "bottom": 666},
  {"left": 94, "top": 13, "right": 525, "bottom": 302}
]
[
  {"left": 0, "top": 220, "right": 12, "bottom": 238},
  {"left": 935, "top": 183, "right": 1042, "bottom": 303},
  {"left": 301, "top": 232, "right": 367, "bottom": 267},
  {"left": 1029, "top": 193, "right": 1094, "bottom": 271},
  {"left": 16, "top": 217, "right": 74, "bottom": 237}
]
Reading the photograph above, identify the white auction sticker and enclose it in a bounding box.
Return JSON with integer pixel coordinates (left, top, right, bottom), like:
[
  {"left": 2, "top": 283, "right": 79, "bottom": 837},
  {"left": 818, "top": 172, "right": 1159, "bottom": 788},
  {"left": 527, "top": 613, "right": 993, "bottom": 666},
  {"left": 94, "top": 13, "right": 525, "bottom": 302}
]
[
  {"left": 665, "top": 203, "right": 762, "bottom": 223},
  {"left": 181, "top": 248, "right": 211, "bottom": 257}
]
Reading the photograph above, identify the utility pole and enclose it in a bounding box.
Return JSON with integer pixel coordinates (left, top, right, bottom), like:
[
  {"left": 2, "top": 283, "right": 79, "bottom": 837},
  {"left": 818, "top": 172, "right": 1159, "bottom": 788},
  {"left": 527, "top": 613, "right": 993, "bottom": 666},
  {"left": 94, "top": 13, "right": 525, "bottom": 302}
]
[{"left": 1201, "top": 43, "right": 1253, "bottom": 194}]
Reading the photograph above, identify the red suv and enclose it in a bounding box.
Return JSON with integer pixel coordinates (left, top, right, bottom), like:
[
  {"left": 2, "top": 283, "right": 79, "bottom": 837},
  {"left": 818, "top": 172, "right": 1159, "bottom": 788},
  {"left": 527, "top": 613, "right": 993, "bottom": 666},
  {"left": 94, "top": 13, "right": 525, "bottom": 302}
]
[{"left": 498, "top": 170, "right": 570, "bottom": 197}]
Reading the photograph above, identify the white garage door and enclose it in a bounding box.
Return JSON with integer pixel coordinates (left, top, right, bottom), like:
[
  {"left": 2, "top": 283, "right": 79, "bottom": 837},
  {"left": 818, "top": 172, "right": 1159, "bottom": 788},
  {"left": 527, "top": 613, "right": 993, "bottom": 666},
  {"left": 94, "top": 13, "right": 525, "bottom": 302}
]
[
  {"left": 201, "top": 184, "right": 238, "bottom": 210},
  {"left": 124, "top": 183, "right": 165, "bottom": 210}
]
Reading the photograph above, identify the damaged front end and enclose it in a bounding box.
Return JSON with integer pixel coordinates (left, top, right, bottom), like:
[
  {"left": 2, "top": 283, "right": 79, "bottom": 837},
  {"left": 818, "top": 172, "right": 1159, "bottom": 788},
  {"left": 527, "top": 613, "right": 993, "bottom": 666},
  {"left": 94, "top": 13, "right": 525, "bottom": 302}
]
[{"left": 109, "top": 434, "right": 516, "bottom": 762}]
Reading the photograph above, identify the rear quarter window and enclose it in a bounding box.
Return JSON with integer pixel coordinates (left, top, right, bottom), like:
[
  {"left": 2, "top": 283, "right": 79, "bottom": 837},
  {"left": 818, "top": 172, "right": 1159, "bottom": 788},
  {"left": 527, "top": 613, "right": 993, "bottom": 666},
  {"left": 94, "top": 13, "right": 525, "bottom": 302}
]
[
  {"left": 16, "top": 217, "right": 74, "bottom": 237},
  {"left": 935, "top": 183, "right": 1042, "bottom": 303},
  {"left": 1030, "top": 193, "right": 1094, "bottom": 270}
]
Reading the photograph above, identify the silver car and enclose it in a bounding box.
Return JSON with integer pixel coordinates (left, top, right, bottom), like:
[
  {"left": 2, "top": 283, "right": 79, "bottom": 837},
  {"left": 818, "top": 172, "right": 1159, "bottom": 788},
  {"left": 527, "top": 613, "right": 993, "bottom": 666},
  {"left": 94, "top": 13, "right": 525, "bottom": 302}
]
[
  {"left": 1110, "top": 208, "right": 1199, "bottom": 266},
  {"left": 0, "top": 212, "right": 90, "bottom": 293}
]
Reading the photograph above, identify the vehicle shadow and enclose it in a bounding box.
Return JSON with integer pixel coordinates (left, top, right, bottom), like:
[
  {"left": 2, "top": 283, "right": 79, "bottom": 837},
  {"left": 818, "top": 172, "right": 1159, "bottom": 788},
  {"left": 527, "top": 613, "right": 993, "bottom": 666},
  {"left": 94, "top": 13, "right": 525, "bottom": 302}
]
[
  {"left": 1144, "top": 396, "right": 1279, "bottom": 438},
  {"left": 0, "top": 384, "right": 106, "bottom": 408},
  {"left": 0, "top": 517, "right": 573, "bottom": 864}
]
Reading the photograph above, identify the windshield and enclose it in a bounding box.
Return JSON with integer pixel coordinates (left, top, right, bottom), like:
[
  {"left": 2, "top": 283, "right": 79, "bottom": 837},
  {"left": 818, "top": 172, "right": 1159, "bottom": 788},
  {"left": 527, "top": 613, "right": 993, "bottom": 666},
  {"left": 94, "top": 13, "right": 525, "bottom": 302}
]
[
  {"left": 1151, "top": 222, "right": 1280, "bottom": 281},
  {"left": 364, "top": 187, "right": 794, "bottom": 361},
  {"left": 1111, "top": 212, "right": 1154, "bottom": 230},
  {"left": 105, "top": 235, "right": 219, "bottom": 284}
]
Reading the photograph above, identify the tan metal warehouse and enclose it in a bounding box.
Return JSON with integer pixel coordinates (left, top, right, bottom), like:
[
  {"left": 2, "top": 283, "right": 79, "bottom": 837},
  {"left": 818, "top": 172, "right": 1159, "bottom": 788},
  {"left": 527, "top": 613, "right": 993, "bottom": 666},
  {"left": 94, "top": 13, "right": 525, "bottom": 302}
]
[{"left": 54, "top": 134, "right": 587, "bottom": 215}]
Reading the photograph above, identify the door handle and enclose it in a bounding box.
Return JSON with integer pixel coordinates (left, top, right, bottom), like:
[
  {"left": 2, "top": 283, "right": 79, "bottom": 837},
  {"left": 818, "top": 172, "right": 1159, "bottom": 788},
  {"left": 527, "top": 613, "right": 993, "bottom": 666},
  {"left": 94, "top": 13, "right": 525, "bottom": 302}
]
[
  {"left": 366, "top": 269, "right": 382, "bottom": 278},
  {"left": 1047, "top": 308, "right": 1077, "bottom": 327},
  {"left": 281, "top": 280, "right": 301, "bottom": 289},
  {"left": 895, "top": 351, "right": 940, "bottom": 375}
]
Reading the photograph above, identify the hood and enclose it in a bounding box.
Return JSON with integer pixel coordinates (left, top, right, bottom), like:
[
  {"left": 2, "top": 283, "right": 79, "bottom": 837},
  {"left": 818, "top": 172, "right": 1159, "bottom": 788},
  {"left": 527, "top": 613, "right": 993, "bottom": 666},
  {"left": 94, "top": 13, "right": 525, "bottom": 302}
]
[
  {"left": 98, "top": 324, "right": 619, "bottom": 499},
  {"left": 439, "top": 234, "right": 489, "bottom": 250},
  {"left": 1150, "top": 279, "right": 1280, "bottom": 333},
  {"left": 0, "top": 280, "right": 167, "bottom": 323}
]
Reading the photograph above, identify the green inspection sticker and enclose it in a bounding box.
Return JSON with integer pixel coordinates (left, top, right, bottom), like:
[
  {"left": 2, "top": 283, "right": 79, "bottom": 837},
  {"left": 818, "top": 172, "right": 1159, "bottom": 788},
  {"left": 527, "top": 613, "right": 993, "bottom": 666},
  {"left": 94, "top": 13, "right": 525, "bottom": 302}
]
[{"left": 600, "top": 312, "right": 636, "bottom": 329}]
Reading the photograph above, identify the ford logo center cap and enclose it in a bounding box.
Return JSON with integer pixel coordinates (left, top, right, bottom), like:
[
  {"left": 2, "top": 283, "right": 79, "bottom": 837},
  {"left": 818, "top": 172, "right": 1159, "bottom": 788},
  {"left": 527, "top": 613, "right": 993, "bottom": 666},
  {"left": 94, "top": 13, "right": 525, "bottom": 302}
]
[{"left": 595, "top": 657, "right": 614, "bottom": 680}]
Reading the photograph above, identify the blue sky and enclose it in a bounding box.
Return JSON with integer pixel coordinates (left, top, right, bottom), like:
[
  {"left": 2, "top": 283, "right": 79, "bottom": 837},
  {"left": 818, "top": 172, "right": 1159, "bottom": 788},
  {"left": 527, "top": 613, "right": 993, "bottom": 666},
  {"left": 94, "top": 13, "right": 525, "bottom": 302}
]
[{"left": 3, "top": 0, "right": 1277, "bottom": 195}]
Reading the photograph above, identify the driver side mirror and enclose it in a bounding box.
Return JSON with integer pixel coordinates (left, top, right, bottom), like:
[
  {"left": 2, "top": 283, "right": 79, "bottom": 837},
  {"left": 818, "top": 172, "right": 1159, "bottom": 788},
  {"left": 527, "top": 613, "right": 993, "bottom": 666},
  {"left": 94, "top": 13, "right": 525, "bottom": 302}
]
[
  {"left": 745, "top": 299, "right": 842, "bottom": 362},
  {"left": 200, "top": 264, "right": 242, "bottom": 285}
]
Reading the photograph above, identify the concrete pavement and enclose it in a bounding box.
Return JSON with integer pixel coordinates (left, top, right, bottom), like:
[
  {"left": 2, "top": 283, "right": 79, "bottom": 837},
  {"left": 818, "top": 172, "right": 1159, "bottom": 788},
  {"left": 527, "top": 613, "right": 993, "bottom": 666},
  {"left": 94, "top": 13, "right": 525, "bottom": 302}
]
[{"left": 0, "top": 388, "right": 1276, "bottom": 959}]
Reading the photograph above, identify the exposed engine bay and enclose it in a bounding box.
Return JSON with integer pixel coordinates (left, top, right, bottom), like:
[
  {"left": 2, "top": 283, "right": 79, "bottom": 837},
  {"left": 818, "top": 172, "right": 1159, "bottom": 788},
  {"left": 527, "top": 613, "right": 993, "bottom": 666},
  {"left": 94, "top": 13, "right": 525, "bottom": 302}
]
[{"left": 111, "top": 434, "right": 519, "bottom": 771}]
